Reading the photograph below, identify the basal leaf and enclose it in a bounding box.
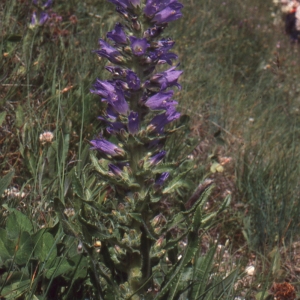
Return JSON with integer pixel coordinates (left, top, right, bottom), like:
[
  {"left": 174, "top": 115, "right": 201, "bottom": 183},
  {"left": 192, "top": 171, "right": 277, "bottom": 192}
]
[
  {"left": 45, "top": 258, "right": 72, "bottom": 279},
  {"left": 33, "top": 231, "right": 57, "bottom": 262},
  {"left": 15, "top": 231, "right": 33, "bottom": 265},
  {"left": 1, "top": 279, "right": 31, "bottom": 299},
  {"left": 0, "top": 229, "right": 12, "bottom": 261},
  {"left": 6, "top": 209, "right": 33, "bottom": 239},
  {"left": 0, "top": 170, "right": 14, "bottom": 198}
]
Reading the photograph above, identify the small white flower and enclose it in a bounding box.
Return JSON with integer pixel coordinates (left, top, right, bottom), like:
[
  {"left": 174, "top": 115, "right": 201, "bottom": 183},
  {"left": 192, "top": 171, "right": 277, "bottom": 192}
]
[
  {"left": 39, "top": 131, "right": 54, "bottom": 144},
  {"left": 245, "top": 265, "right": 255, "bottom": 276},
  {"left": 3, "top": 188, "right": 25, "bottom": 199}
]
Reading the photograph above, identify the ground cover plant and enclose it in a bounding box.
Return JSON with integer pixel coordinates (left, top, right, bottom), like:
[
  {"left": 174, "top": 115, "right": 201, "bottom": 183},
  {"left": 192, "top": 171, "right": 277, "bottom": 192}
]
[{"left": 2, "top": 0, "right": 300, "bottom": 299}]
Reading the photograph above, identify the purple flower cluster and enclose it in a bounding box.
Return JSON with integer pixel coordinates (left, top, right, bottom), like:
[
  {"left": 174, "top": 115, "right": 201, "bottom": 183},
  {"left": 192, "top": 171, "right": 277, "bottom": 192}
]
[
  {"left": 91, "top": 0, "right": 183, "bottom": 186},
  {"left": 30, "top": 0, "right": 52, "bottom": 27},
  {"left": 30, "top": 0, "right": 62, "bottom": 29}
]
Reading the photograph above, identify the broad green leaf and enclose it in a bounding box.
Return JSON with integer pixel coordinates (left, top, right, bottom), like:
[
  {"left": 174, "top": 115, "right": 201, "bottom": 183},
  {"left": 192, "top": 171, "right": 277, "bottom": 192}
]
[
  {"left": 6, "top": 209, "right": 33, "bottom": 239},
  {"left": 0, "top": 229, "right": 12, "bottom": 261},
  {"left": 1, "top": 279, "right": 31, "bottom": 299},
  {"left": 15, "top": 231, "right": 33, "bottom": 265},
  {"left": 33, "top": 231, "right": 57, "bottom": 262},
  {"left": 45, "top": 258, "right": 72, "bottom": 279},
  {"left": 0, "top": 170, "right": 14, "bottom": 197},
  {"left": 45, "top": 255, "right": 87, "bottom": 280}
]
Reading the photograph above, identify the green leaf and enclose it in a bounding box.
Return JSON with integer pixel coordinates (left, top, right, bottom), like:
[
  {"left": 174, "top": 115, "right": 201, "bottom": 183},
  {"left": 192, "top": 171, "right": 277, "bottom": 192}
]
[
  {"left": 3, "top": 34, "right": 22, "bottom": 42},
  {"left": 162, "top": 168, "right": 192, "bottom": 194},
  {"left": 33, "top": 231, "right": 57, "bottom": 262},
  {"left": 1, "top": 279, "right": 31, "bottom": 299},
  {"left": 24, "top": 147, "right": 37, "bottom": 176},
  {"left": 77, "top": 214, "right": 110, "bottom": 240},
  {"left": 0, "top": 229, "right": 12, "bottom": 261},
  {"left": 192, "top": 199, "right": 202, "bottom": 232},
  {"left": 72, "top": 171, "right": 85, "bottom": 199},
  {"left": 154, "top": 231, "right": 200, "bottom": 300},
  {"left": 0, "top": 111, "right": 6, "bottom": 127},
  {"left": 15, "top": 231, "right": 33, "bottom": 265},
  {"left": 45, "top": 255, "right": 87, "bottom": 280},
  {"left": 6, "top": 209, "right": 33, "bottom": 239},
  {"left": 0, "top": 170, "right": 14, "bottom": 197},
  {"left": 15, "top": 105, "right": 24, "bottom": 127},
  {"left": 189, "top": 245, "right": 217, "bottom": 299},
  {"left": 57, "top": 132, "right": 70, "bottom": 165},
  {"left": 45, "top": 258, "right": 73, "bottom": 279},
  {"left": 90, "top": 153, "right": 107, "bottom": 175}
]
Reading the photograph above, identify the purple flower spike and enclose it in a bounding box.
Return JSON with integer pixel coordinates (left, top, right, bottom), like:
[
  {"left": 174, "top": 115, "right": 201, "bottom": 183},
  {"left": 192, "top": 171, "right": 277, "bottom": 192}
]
[
  {"left": 112, "top": 88, "right": 129, "bottom": 114},
  {"left": 144, "top": 0, "right": 165, "bottom": 16},
  {"left": 91, "top": 79, "right": 115, "bottom": 98},
  {"left": 90, "top": 138, "right": 125, "bottom": 157},
  {"left": 106, "top": 66, "right": 127, "bottom": 77},
  {"left": 155, "top": 172, "right": 169, "bottom": 187},
  {"left": 145, "top": 91, "right": 177, "bottom": 111},
  {"left": 108, "top": 164, "right": 123, "bottom": 176},
  {"left": 126, "top": 71, "right": 141, "bottom": 90},
  {"left": 144, "top": 25, "right": 164, "bottom": 38},
  {"left": 106, "top": 105, "right": 119, "bottom": 120},
  {"left": 98, "top": 117, "right": 125, "bottom": 134},
  {"left": 107, "top": 23, "right": 128, "bottom": 45},
  {"left": 129, "top": 36, "right": 149, "bottom": 56},
  {"left": 128, "top": 112, "right": 139, "bottom": 134},
  {"left": 149, "top": 66, "right": 183, "bottom": 90},
  {"left": 149, "top": 151, "right": 167, "bottom": 165},
  {"left": 149, "top": 107, "right": 180, "bottom": 133},
  {"left": 91, "top": 79, "right": 129, "bottom": 115},
  {"left": 152, "top": 2, "right": 183, "bottom": 24},
  {"left": 95, "top": 40, "right": 124, "bottom": 64},
  {"left": 144, "top": 0, "right": 183, "bottom": 24}
]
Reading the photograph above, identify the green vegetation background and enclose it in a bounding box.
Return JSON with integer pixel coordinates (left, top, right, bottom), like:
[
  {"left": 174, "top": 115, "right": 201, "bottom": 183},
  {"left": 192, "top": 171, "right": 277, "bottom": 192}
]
[{"left": 1, "top": 0, "right": 300, "bottom": 298}]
